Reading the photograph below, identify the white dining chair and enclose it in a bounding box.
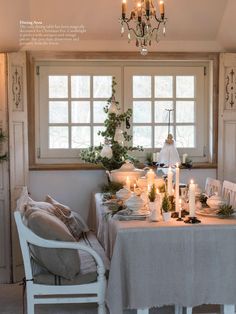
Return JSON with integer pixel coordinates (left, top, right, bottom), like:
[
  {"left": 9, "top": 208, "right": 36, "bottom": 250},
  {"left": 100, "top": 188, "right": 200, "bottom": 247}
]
[
  {"left": 222, "top": 180, "right": 236, "bottom": 208},
  {"left": 205, "top": 177, "right": 222, "bottom": 197}
]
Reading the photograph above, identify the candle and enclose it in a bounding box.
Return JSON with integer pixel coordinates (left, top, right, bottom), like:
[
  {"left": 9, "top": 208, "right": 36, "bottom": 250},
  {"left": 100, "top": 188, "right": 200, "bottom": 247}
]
[
  {"left": 182, "top": 153, "right": 188, "bottom": 164},
  {"left": 159, "top": 0, "right": 165, "bottom": 16},
  {"left": 178, "top": 199, "right": 182, "bottom": 219},
  {"left": 133, "top": 183, "right": 136, "bottom": 192},
  {"left": 122, "top": 0, "right": 127, "bottom": 17},
  {"left": 189, "top": 180, "right": 196, "bottom": 217},
  {"left": 175, "top": 163, "right": 180, "bottom": 212},
  {"left": 146, "top": 0, "right": 150, "bottom": 15},
  {"left": 126, "top": 176, "right": 131, "bottom": 190},
  {"left": 147, "top": 168, "right": 155, "bottom": 185},
  {"left": 152, "top": 152, "right": 157, "bottom": 162},
  {"left": 167, "top": 167, "right": 173, "bottom": 196},
  {"left": 137, "top": 2, "right": 142, "bottom": 17}
]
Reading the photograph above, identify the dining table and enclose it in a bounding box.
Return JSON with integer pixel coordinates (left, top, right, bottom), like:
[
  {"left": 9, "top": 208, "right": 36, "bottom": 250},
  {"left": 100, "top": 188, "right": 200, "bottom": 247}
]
[{"left": 88, "top": 193, "right": 236, "bottom": 314}]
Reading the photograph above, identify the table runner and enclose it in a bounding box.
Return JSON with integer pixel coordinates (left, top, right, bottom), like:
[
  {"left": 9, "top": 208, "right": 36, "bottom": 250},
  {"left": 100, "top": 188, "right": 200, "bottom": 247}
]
[{"left": 89, "top": 193, "right": 236, "bottom": 314}]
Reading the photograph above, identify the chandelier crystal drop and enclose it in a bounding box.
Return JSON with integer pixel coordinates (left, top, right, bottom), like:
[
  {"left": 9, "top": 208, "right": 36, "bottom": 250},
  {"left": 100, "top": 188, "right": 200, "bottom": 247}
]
[{"left": 120, "top": 0, "right": 167, "bottom": 55}]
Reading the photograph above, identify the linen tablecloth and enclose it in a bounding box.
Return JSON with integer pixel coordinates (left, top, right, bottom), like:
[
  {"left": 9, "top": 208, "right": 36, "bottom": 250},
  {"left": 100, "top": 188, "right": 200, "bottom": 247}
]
[{"left": 89, "top": 193, "right": 236, "bottom": 314}]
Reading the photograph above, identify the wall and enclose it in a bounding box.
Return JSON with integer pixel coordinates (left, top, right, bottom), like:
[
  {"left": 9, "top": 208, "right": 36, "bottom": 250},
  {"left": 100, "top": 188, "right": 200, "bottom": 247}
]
[{"left": 29, "top": 168, "right": 216, "bottom": 221}]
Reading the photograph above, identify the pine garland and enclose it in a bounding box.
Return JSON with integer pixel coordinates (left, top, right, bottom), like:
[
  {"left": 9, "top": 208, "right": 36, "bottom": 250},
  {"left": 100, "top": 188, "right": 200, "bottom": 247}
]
[{"left": 80, "top": 77, "right": 143, "bottom": 170}]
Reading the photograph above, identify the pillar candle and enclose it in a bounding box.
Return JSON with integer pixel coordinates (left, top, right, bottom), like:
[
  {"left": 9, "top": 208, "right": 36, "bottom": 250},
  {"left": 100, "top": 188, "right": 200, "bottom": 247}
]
[
  {"left": 175, "top": 163, "right": 180, "bottom": 212},
  {"left": 189, "top": 180, "right": 196, "bottom": 217},
  {"left": 122, "top": 0, "right": 127, "bottom": 16},
  {"left": 147, "top": 168, "right": 155, "bottom": 186},
  {"left": 182, "top": 153, "right": 188, "bottom": 164},
  {"left": 167, "top": 167, "right": 173, "bottom": 196},
  {"left": 159, "top": 0, "right": 165, "bottom": 15},
  {"left": 126, "top": 176, "right": 131, "bottom": 190}
]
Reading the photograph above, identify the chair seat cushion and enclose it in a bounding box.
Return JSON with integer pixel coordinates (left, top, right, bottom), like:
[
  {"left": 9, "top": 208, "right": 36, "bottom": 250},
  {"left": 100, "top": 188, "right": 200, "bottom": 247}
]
[
  {"left": 28, "top": 210, "right": 80, "bottom": 280},
  {"left": 32, "top": 231, "right": 110, "bottom": 285}
]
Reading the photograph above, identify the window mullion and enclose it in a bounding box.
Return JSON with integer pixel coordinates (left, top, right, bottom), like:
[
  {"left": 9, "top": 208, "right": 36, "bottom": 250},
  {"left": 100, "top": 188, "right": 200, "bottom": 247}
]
[{"left": 68, "top": 75, "right": 72, "bottom": 148}]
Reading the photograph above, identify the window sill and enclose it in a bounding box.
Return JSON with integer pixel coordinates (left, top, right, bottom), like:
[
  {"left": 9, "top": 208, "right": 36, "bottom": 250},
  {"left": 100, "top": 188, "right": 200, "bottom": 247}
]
[{"left": 29, "top": 162, "right": 217, "bottom": 171}]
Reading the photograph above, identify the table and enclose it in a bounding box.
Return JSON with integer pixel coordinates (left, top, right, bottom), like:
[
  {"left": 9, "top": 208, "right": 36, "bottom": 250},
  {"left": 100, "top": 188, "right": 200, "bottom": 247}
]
[{"left": 89, "top": 194, "right": 236, "bottom": 314}]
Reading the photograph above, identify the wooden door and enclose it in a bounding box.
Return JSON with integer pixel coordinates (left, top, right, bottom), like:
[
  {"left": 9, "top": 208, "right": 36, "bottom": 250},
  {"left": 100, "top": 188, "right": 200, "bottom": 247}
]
[
  {"left": 0, "top": 54, "right": 11, "bottom": 283},
  {"left": 218, "top": 53, "right": 236, "bottom": 181},
  {"left": 8, "top": 52, "right": 29, "bottom": 282}
]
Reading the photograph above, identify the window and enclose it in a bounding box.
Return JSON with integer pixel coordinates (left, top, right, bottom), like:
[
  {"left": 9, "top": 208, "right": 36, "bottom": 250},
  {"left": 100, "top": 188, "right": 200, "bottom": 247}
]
[
  {"left": 36, "top": 65, "right": 121, "bottom": 161},
  {"left": 124, "top": 66, "right": 206, "bottom": 159},
  {"left": 35, "top": 61, "right": 210, "bottom": 164}
]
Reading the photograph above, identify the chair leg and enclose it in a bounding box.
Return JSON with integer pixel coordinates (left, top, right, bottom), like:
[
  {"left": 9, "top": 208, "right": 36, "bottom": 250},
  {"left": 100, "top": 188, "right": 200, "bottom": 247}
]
[
  {"left": 186, "top": 307, "right": 193, "bottom": 314},
  {"left": 98, "top": 302, "right": 106, "bottom": 314},
  {"left": 26, "top": 292, "right": 35, "bottom": 314},
  {"left": 220, "top": 305, "right": 235, "bottom": 314},
  {"left": 175, "top": 305, "right": 183, "bottom": 314}
]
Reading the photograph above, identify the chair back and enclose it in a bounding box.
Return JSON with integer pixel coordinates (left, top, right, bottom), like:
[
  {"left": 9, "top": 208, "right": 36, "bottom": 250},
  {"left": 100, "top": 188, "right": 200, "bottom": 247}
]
[
  {"left": 222, "top": 180, "right": 236, "bottom": 208},
  {"left": 205, "top": 177, "right": 222, "bottom": 197}
]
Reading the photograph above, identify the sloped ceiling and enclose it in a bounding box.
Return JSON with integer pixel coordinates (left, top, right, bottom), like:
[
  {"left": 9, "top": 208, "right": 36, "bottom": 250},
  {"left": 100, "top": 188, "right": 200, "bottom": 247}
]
[{"left": 0, "top": 0, "right": 235, "bottom": 52}]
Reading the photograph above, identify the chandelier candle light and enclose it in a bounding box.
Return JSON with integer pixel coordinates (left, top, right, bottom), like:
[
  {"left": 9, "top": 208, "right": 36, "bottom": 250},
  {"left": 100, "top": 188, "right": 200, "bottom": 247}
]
[{"left": 120, "top": 0, "right": 167, "bottom": 55}]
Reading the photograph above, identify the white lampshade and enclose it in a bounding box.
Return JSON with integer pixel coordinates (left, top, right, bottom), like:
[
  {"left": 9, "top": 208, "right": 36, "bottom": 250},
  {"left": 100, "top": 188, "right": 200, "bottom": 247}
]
[{"left": 100, "top": 144, "right": 113, "bottom": 159}]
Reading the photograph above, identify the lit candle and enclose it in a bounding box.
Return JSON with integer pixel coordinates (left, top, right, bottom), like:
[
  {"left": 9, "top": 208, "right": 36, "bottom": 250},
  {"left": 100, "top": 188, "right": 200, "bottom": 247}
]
[
  {"left": 182, "top": 153, "right": 188, "bottom": 164},
  {"left": 159, "top": 0, "right": 165, "bottom": 16},
  {"left": 126, "top": 176, "right": 131, "bottom": 190},
  {"left": 137, "top": 2, "right": 142, "bottom": 17},
  {"left": 147, "top": 168, "right": 155, "bottom": 186},
  {"left": 167, "top": 167, "right": 173, "bottom": 196},
  {"left": 175, "top": 163, "right": 180, "bottom": 212},
  {"left": 178, "top": 199, "right": 182, "bottom": 219},
  {"left": 133, "top": 183, "right": 136, "bottom": 192},
  {"left": 189, "top": 180, "right": 196, "bottom": 217},
  {"left": 122, "top": 0, "right": 127, "bottom": 16}
]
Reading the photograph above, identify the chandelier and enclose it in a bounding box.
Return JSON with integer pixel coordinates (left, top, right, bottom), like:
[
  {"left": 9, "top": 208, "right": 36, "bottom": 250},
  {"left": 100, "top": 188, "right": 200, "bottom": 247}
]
[{"left": 120, "top": 0, "right": 167, "bottom": 55}]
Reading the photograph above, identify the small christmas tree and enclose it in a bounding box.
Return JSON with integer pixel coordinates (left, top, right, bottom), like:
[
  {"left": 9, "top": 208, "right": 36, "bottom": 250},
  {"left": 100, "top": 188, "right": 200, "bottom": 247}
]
[{"left": 80, "top": 77, "right": 143, "bottom": 171}]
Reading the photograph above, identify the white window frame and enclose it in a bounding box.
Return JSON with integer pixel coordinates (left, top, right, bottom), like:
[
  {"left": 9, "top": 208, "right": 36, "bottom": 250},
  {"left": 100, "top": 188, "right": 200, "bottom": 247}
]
[
  {"left": 124, "top": 65, "right": 208, "bottom": 162},
  {"left": 35, "top": 60, "right": 210, "bottom": 164},
  {"left": 35, "top": 64, "right": 121, "bottom": 163}
]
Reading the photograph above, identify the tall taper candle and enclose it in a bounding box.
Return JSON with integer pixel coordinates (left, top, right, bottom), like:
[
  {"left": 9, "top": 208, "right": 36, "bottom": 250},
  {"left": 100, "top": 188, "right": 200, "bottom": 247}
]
[
  {"left": 175, "top": 163, "right": 180, "bottom": 212},
  {"left": 159, "top": 0, "right": 165, "bottom": 16},
  {"left": 122, "top": 0, "right": 127, "bottom": 17},
  {"left": 189, "top": 180, "right": 196, "bottom": 217},
  {"left": 167, "top": 167, "right": 173, "bottom": 196}
]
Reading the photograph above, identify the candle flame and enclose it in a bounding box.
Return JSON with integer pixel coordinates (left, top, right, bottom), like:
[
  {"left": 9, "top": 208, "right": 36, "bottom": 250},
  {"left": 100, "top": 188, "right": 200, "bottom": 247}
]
[
  {"left": 122, "top": 0, "right": 126, "bottom": 3},
  {"left": 190, "top": 179, "right": 194, "bottom": 184},
  {"left": 176, "top": 162, "right": 179, "bottom": 168},
  {"left": 159, "top": 0, "right": 164, "bottom": 4},
  {"left": 137, "top": 2, "right": 141, "bottom": 7}
]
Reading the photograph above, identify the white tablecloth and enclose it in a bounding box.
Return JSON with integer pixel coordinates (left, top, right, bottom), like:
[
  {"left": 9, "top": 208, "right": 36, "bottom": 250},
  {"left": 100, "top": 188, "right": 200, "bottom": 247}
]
[{"left": 89, "top": 193, "right": 236, "bottom": 314}]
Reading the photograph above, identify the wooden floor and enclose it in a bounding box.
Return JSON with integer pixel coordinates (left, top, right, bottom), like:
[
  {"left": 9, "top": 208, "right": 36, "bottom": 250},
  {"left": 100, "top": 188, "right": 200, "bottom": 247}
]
[{"left": 0, "top": 284, "right": 221, "bottom": 314}]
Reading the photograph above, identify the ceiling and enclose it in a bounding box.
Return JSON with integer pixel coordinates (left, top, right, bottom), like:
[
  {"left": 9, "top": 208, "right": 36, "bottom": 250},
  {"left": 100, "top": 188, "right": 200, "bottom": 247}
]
[{"left": 0, "top": 0, "right": 236, "bottom": 52}]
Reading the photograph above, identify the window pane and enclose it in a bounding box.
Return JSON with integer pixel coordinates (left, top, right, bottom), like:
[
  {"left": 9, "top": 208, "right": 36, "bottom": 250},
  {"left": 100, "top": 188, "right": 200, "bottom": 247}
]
[
  {"left": 49, "top": 126, "right": 68, "bottom": 148},
  {"left": 155, "top": 126, "right": 174, "bottom": 148},
  {"left": 93, "top": 101, "right": 107, "bottom": 123},
  {"left": 49, "top": 76, "right": 68, "bottom": 98},
  {"left": 133, "top": 76, "right": 151, "bottom": 98},
  {"left": 155, "top": 101, "right": 173, "bottom": 123},
  {"left": 155, "top": 76, "right": 173, "bottom": 98},
  {"left": 72, "top": 101, "right": 90, "bottom": 123},
  {"left": 93, "top": 76, "right": 112, "bottom": 98},
  {"left": 133, "top": 101, "right": 151, "bottom": 123},
  {"left": 133, "top": 126, "right": 151, "bottom": 148},
  {"left": 176, "top": 126, "right": 195, "bottom": 147},
  {"left": 176, "top": 101, "right": 194, "bottom": 123},
  {"left": 72, "top": 126, "right": 90, "bottom": 148},
  {"left": 49, "top": 101, "right": 68, "bottom": 123},
  {"left": 176, "top": 76, "right": 194, "bottom": 98},
  {"left": 71, "top": 76, "right": 90, "bottom": 98},
  {"left": 93, "top": 126, "right": 105, "bottom": 146}
]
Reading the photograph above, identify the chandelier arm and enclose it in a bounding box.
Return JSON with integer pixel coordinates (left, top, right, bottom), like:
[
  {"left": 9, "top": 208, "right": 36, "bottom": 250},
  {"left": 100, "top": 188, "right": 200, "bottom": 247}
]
[{"left": 122, "top": 19, "right": 145, "bottom": 39}]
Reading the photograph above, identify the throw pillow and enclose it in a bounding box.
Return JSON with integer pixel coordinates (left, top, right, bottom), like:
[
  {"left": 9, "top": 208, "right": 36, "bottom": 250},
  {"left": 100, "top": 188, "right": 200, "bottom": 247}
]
[
  {"left": 28, "top": 210, "right": 80, "bottom": 280},
  {"left": 45, "top": 195, "right": 89, "bottom": 240}
]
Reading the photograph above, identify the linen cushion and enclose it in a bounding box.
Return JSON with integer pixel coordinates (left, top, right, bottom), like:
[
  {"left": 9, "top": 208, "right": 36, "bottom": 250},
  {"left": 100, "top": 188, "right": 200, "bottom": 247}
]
[
  {"left": 32, "top": 231, "right": 110, "bottom": 285},
  {"left": 45, "top": 195, "right": 89, "bottom": 240},
  {"left": 25, "top": 197, "right": 55, "bottom": 219},
  {"left": 28, "top": 210, "right": 80, "bottom": 280}
]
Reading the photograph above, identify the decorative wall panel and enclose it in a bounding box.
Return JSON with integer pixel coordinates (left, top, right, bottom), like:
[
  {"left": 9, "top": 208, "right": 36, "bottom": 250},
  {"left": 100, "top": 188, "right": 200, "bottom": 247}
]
[
  {"left": 225, "top": 67, "right": 236, "bottom": 110},
  {"left": 12, "top": 66, "right": 23, "bottom": 111}
]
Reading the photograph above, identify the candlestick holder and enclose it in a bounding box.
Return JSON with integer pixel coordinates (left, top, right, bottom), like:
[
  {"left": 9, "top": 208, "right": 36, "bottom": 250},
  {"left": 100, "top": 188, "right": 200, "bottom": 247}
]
[
  {"left": 176, "top": 216, "right": 183, "bottom": 221},
  {"left": 184, "top": 216, "right": 201, "bottom": 224}
]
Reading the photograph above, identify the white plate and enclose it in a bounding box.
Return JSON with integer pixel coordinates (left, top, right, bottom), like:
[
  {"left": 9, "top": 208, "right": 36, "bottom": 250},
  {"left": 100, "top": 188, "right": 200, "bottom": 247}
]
[{"left": 196, "top": 208, "right": 236, "bottom": 218}]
